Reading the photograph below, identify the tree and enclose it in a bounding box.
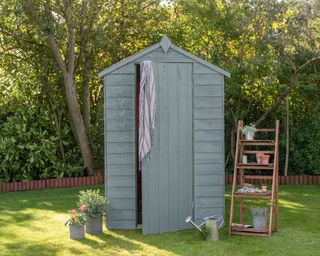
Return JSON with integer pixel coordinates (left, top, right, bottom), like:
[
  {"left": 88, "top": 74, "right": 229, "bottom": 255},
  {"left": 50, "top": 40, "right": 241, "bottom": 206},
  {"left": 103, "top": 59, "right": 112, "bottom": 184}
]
[{"left": 21, "top": 0, "right": 95, "bottom": 175}]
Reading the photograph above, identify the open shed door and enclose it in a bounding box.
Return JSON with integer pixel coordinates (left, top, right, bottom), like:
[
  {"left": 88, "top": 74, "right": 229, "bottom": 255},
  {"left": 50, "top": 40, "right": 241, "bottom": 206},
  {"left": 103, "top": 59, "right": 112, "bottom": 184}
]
[{"left": 142, "top": 63, "right": 193, "bottom": 234}]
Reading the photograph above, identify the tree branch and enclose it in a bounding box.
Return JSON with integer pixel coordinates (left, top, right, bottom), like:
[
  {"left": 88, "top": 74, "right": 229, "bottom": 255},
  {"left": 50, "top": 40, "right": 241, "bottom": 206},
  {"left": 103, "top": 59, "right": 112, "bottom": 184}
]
[
  {"left": 65, "top": 0, "right": 75, "bottom": 75},
  {"left": 45, "top": 36, "right": 68, "bottom": 76},
  {"left": 255, "top": 56, "right": 320, "bottom": 126}
]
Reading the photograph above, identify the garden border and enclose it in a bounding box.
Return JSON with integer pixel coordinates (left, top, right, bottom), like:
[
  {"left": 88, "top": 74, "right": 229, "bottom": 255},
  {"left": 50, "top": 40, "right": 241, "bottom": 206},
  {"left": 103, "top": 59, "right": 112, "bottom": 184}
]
[
  {"left": 0, "top": 176, "right": 104, "bottom": 193},
  {"left": 0, "top": 175, "right": 318, "bottom": 193},
  {"left": 225, "top": 174, "right": 320, "bottom": 185}
]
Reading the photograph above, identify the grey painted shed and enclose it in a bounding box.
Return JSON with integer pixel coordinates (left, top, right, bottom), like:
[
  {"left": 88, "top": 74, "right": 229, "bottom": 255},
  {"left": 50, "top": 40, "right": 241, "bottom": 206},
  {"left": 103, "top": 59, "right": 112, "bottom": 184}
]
[{"left": 99, "top": 35, "right": 230, "bottom": 235}]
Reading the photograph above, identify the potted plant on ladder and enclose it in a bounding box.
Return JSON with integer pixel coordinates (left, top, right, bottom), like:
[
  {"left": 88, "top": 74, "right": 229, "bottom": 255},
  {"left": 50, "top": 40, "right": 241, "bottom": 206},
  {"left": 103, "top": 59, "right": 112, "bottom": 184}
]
[
  {"left": 241, "top": 124, "right": 257, "bottom": 140},
  {"left": 77, "top": 189, "right": 107, "bottom": 235},
  {"left": 65, "top": 209, "right": 87, "bottom": 240}
]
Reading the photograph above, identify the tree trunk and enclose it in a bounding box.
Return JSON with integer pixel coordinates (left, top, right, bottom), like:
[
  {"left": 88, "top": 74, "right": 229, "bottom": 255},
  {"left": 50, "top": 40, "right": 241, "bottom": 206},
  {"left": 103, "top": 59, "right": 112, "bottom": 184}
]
[
  {"left": 64, "top": 74, "right": 94, "bottom": 175},
  {"left": 82, "top": 77, "right": 91, "bottom": 130}
]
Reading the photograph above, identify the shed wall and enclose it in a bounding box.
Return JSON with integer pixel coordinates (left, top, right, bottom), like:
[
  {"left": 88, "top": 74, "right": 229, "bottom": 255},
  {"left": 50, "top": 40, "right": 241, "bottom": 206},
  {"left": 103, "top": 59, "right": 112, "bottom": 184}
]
[
  {"left": 105, "top": 63, "right": 136, "bottom": 229},
  {"left": 192, "top": 67, "right": 225, "bottom": 224}
]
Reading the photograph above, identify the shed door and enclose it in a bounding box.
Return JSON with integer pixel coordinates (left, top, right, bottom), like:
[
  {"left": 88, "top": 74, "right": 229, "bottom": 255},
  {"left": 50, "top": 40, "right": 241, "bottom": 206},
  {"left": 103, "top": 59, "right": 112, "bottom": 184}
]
[{"left": 142, "top": 63, "right": 193, "bottom": 234}]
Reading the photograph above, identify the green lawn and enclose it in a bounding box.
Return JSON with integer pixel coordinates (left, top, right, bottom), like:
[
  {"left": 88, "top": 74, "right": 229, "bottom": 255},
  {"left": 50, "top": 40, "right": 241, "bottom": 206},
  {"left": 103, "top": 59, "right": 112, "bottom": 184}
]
[{"left": 0, "top": 185, "right": 319, "bottom": 256}]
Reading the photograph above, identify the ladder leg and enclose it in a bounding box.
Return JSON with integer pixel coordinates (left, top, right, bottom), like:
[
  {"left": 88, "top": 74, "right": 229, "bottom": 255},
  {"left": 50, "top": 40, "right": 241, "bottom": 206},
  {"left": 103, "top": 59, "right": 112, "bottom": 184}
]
[
  {"left": 229, "top": 168, "right": 238, "bottom": 235},
  {"left": 275, "top": 171, "right": 279, "bottom": 231},
  {"left": 229, "top": 120, "right": 242, "bottom": 235}
]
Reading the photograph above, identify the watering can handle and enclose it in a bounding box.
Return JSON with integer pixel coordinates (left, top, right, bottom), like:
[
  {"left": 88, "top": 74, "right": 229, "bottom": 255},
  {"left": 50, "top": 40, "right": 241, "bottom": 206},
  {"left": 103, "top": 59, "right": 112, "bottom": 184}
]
[{"left": 214, "top": 216, "right": 224, "bottom": 229}]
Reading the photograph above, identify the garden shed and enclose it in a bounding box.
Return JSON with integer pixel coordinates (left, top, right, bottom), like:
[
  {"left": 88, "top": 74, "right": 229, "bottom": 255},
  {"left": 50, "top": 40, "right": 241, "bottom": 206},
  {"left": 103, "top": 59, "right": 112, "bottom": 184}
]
[{"left": 98, "top": 35, "right": 230, "bottom": 234}]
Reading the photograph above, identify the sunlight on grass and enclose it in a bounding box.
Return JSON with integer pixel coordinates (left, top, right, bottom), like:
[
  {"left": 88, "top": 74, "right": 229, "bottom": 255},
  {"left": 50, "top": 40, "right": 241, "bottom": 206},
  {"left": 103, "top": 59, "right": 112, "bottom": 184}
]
[
  {"left": 0, "top": 185, "right": 319, "bottom": 256},
  {"left": 278, "top": 199, "right": 305, "bottom": 209}
]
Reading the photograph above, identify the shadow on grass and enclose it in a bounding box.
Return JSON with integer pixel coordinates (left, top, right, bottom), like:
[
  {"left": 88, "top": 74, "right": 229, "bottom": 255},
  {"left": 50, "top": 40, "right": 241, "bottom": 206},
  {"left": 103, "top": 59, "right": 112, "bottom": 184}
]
[
  {"left": 3, "top": 241, "right": 61, "bottom": 256},
  {"left": 79, "top": 232, "right": 142, "bottom": 252}
]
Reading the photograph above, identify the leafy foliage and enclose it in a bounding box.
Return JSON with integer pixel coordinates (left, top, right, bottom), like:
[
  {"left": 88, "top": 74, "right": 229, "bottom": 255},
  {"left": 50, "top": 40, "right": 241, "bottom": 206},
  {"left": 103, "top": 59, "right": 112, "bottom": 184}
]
[
  {"left": 65, "top": 209, "right": 87, "bottom": 226},
  {"left": 77, "top": 189, "right": 107, "bottom": 218},
  {"left": 0, "top": 0, "right": 319, "bottom": 179},
  {"left": 0, "top": 108, "right": 83, "bottom": 182}
]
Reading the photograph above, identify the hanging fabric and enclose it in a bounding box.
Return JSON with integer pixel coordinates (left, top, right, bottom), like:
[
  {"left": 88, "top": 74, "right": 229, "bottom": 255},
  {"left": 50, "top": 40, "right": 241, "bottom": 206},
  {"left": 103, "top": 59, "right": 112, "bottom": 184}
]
[{"left": 139, "top": 60, "right": 156, "bottom": 161}]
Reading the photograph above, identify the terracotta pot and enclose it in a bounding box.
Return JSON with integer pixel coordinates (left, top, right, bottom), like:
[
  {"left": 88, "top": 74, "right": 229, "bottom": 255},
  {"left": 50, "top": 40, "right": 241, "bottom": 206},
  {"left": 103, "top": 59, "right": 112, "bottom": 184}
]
[
  {"left": 261, "top": 155, "right": 270, "bottom": 165},
  {"left": 256, "top": 152, "right": 264, "bottom": 164}
]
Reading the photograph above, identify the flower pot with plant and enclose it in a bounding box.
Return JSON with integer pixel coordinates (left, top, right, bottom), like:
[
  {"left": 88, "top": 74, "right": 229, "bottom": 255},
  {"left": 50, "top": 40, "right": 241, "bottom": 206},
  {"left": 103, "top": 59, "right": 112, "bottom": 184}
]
[
  {"left": 251, "top": 207, "right": 267, "bottom": 230},
  {"left": 256, "top": 152, "right": 263, "bottom": 164},
  {"left": 240, "top": 124, "right": 257, "bottom": 141},
  {"left": 261, "top": 184, "right": 267, "bottom": 192},
  {"left": 65, "top": 209, "right": 87, "bottom": 240},
  {"left": 261, "top": 154, "right": 270, "bottom": 165},
  {"left": 77, "top": 189, "right": 107, "bottom": 235}
]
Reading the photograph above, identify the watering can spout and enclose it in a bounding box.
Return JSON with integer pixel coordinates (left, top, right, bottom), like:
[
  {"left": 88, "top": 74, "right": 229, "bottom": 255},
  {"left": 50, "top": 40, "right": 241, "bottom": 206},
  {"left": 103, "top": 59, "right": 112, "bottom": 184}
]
[{"left": 185, "top": 216, "right": 202, "bottom": 232}]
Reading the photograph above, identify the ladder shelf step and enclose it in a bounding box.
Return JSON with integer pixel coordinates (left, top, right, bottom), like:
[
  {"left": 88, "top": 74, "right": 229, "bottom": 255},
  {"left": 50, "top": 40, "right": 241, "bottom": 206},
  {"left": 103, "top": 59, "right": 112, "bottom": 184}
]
[
  {"left": 244, "top": 175, "right": 273, "bottom": 180},
  {"left": 231, "top": 223, "right": 269, "bottom": 232},
  {"left": 256, "top": 128, "right": 276, "bottom": 132},
  {"left": 243, "top": 150, "right": 274, "bottom": 155},
  {"left": 230, "top": 228, "right": 270, "bottom": 236},
  {"left": 237, "top": 163, "right": 274, "bottom": 170},
  {"left": 239, "top": 140, "right": 275, "bottom": 146},
  {"left": 234, "top": 191, "right": 272, "bottom": 198}
]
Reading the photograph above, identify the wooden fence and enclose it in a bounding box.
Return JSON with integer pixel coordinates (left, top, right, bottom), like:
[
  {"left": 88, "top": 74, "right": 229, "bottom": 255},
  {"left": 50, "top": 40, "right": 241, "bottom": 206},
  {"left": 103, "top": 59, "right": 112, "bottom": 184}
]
[
  {"left": 0, "top": 175, "right": 318, "bottom": 193},
  {"left": 225, "top": 175, "right": 320, "bottom": 185},
  {"left": 0, "top": 176, "right": 104, "bottom": 193}
]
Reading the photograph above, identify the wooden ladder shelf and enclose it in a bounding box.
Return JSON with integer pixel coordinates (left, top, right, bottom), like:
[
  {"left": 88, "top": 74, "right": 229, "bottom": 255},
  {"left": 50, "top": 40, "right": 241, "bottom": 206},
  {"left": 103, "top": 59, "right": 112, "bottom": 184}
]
[{"left": 228, "top": 120, "right": 279, "bottom": 237}]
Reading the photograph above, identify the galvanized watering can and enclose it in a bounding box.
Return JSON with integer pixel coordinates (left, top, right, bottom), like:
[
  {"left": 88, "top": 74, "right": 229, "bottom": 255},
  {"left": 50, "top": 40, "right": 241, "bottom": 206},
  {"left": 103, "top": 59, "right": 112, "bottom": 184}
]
[{"left": 185, "top": 215, "right": 224, "bottom": 241}]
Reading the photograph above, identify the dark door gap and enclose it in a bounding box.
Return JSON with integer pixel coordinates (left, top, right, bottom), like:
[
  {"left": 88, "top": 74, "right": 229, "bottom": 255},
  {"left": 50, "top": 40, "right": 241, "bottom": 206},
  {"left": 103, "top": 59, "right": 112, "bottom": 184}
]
[{"left": 135, "top": 64, "right": 142, "bottom": 225}]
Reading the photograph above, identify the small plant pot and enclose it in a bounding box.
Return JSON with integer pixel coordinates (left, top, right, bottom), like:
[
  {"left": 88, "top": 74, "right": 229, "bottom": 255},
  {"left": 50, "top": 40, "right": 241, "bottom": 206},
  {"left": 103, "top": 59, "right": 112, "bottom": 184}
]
[
  {"left": 261, "top": 155, "right": 270, "bottom": 165},
  {"left": 256, "top": 152, "right": 263, "bottom": 164},
  {"left": 251, "top": 208, "right": 267, "bottom": 231},
  {"left": 69, "top": 225, "right": 85, "bottom": 240},
  {"left": 86, "top": 216, "right": 103, "bottom": 235},
  {"left": 245, "top": 131, "right": 255, "bottom": 140},
  {"left": 261, "top": 184, "right": 267, "bottom": 192},
  {"left": 242, "top": 155, "right": 248, "bottom": 164}
]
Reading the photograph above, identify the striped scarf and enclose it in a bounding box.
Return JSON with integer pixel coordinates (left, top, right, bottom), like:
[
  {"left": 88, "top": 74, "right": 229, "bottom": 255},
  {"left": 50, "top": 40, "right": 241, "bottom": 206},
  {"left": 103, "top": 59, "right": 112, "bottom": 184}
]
[{"left": 139, "top": 61, "right": 156, "bottom": 161}]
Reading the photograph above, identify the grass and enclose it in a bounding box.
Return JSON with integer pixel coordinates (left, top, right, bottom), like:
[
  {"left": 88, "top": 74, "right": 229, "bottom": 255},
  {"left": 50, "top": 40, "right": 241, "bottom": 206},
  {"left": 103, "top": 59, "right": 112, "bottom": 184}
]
[{"left": 0, "top": 185, "right": 319, "bottom": 256}]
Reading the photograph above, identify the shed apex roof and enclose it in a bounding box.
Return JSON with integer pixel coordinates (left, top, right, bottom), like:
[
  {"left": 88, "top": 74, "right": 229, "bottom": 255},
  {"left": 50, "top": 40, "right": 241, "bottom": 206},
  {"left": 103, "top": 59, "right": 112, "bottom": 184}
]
[{"left": 98, "top": 35, "right": 230, "bottom": 78}]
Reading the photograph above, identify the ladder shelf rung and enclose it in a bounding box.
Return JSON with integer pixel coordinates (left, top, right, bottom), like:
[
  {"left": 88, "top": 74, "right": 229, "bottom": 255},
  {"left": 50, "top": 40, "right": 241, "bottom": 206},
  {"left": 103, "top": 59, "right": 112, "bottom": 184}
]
[
  {"left": 244, "top": 175, "right": 273, "bottom": 180},
  {"left": 243, "top": 150, "right": 274, "bottom": 155},
  {"left": 234, "top": 191, "right": 272, "bottom": 198},
  {"left": 230, "top": 231, "right": 269, "bottom": 237},
  {"left": 239, "top": 140, "right": 275, "bottom": 146},
  {"left": 256, "top": 128, "right": 276, "bottom": 132},
  {"left": 230, "top": 226, "right": 269, "bottom": 234},
  {"left": 237, "top": 163, "right": 274, "bottom": 170}
]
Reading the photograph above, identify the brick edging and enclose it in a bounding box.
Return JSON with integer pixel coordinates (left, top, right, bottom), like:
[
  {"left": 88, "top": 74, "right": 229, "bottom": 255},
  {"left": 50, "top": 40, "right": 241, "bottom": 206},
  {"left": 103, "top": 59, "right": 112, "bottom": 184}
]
[
  {"left": 225, "top": 175, "right": 320, "bottom": 185},
  {"left": 0, "top": 176, "right": 104, "bottom": 193},
  {"left": 1, "top": 175, "right": 318, "bottom": 193}
]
